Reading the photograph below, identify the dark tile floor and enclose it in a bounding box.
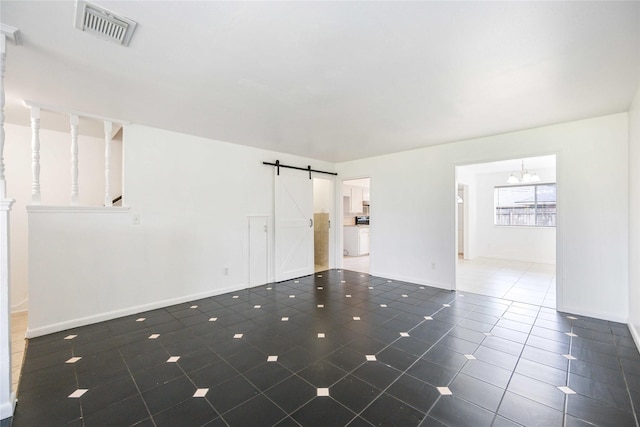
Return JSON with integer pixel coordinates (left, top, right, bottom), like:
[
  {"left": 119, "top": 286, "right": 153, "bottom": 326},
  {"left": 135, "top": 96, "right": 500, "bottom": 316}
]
[{"left": 6, "top": 269, "right": 640, "bottom": 426}]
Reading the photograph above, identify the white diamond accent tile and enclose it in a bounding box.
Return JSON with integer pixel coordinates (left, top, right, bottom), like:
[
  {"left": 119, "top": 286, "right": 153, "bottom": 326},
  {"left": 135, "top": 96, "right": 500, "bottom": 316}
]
[
  {"left": 294, "top": 280, "right": 300, "bottom": 283},
  {"left": 167, "top": 356, "right": 180, "bottom": 363},
  {"left": 341, "top": 281, "right": 346, "bottom": 283},
  {"left": 380, "top": 304, "right": 387, "bottom": 308},
  {"left": 366, "top": 355, "right": 377, "bottom": 361},
  {"left": 193, "top": 388, "right": 209, "bottom": 398},
  {"left": 266, "top": 287, "right": 272, "bottom": 290},
  {"left": 353, "top": 317, "right": 361, "bottom": 321},
  {"left": 567, "top": 316, "right": 578, "bottom": 320},
  {"left": 66, "top": 357, "right": 82, "bottom": 364},
  {"left": 317, "top": 287, "right": 323, "bottom": 290},
  {"left": 565, "top": 332, "right": 578, "bottom": 337},
  {"left": 233, "top": 334, "right": 243, "bottom": 339},
  {"left": 317, "top": 275, "right": 323, "bottom": 278},
  {"left": 190, "top": 305, "right": 198, "bottom": 309},
  {"left": 267, "top": 356, "right": 278, "bottom": 362},
  {"left": 563, "top": 354, "right": 577, "bottom": 360},
  {"left": 68, "top": 389, "right": 88, "bottom": 398},
  {"left": 281, "top": 317, "right": 289, "bottom": 321},
  {"left": 148, "top": 334, "right": 160, "bottom": 339},
  {"left": 387, "top": 280, "right": 392, "bottom": 283},
  {"left": 136, "top": 318, "right": 146, "bottom": 322},
  {"left": 437, "top": 387, "right": 452, "bottom": 395},
  {"left": 289, "top": 295, "right": 296, "bottom": 298},
  {"left": 317, "top": 388, "right": 330, "bottom": 397},
  {"left": 558, "top": 386, "right": 576, "bottom": 395},
  {"left": 64, "top": 335, "right": 77, "bottom": 340},
  {"left": 424, "top": 316, "right": 433, "bottom": 320},
  {"left": 368, "top": 287, "right": 374, "bottom": 289},
  {"left": 346, "top": 295, "right": 352, "bottom": 298},
  {"left": 317, "top": 304, "right": 324, "bottom": 308},
  {"left": 443, "top": 304, "right": 451, "bottom": 307},
  {"left": 209, "top": 318, "right": 218, "bottom": 322},
  {"left": 402, "top": 295, "right": 408, "bottom": 298},
  {"left": 399, "top": 332, "right": 410, "bottom": 337},
  {"left": 419, "top": 287, "right": 425, "bottom": 290},
  {"left": 232, "top": 295, "right": 239, "bottom": 299},
  {"left": 317, "top": 333, "right": 325, "bottom": 338},
  {"left": 254, "top": 305, "right": 261, "bottom": 309},
  {"left": 464, "top": 354, "right": 477, "bottom": 360}
]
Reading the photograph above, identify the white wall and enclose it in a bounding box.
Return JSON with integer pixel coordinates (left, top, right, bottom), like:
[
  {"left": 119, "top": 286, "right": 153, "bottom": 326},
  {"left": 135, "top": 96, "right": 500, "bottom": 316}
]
[
  {"left": 5, "top": 123, "right": 122, "bottom": 313},
  {"left": 629, "top": 84, "right": 640, "bottom": 346},
  {"left": 27, "top": 124, "right": 335, "bottom": 336},
  {"left": 475, "top": 168, "right": 556, "bottom": 263},
  {"left": 313, "top": 178, "right": 333, "bottom": 213},
  {"left": 338, "top": 113, "right": 629, "bottom": 322}
]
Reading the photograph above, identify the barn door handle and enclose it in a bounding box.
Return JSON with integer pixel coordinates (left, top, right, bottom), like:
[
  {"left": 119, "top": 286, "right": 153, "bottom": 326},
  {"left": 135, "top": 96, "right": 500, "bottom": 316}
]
[{"left": 310, "top": 219, "right": 313, "bottom": 228}]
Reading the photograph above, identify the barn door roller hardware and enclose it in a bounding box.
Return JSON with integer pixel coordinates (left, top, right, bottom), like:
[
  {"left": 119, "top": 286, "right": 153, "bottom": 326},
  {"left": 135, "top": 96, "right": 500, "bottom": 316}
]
[{"left": 263, "top": 160, "right": 338, "bottom": 179}]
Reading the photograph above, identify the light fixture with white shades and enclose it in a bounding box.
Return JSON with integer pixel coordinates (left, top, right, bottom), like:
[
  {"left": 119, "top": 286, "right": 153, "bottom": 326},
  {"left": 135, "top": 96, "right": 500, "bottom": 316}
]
[{"left": 507, "top": 161, "right": 540, "bottom": 184}]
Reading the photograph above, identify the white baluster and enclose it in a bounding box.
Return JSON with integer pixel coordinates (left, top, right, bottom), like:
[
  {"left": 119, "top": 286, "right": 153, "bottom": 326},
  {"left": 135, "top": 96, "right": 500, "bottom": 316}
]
[
  {"left": 70, "top": 115, "right": 79, "bottom": 205},
  {"left": 104, "top": 121, "right": 112, "bottom": 207},
  {"left": 30, "top": 106, "right": 41, "bottom": 204}
]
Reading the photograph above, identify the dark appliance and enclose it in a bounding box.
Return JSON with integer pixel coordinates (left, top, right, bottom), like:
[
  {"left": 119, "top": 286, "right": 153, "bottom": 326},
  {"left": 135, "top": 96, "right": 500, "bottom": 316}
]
[{"left": 355, "top": 216, "right": 370, "bottom": 225}]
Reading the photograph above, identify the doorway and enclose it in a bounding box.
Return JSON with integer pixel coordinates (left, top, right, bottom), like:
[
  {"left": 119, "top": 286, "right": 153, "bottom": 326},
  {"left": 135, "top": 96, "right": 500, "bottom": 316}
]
[
  {"left": 313, "top": 177, "right": 334, "bottom": 272},
  {"left": 342, "top": 178, "right": 370, "bottom": 274},
  {"left": 455, "top": 155, "right": 557, "bottom": 308}
]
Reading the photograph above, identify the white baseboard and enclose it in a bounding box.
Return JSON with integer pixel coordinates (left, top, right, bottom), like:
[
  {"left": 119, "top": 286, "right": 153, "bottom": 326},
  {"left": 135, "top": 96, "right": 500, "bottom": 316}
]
[
  {"left": 26, "top": 283, "right": 248, "bottom": 338},
  {"left": 629, "top": 322, "right": 640, "bottom": 353},
  {"left": 479, "top": 255, "right": 555, "bottom": 265},
  {"left": 370, "top": 270, "right": 453, "bottom": 291},
  {"left": 0, "top": 391, "right": 16, "bottom": 420},
  {"left": 558, "top": 304, "right": 628, "bottom": 324}
]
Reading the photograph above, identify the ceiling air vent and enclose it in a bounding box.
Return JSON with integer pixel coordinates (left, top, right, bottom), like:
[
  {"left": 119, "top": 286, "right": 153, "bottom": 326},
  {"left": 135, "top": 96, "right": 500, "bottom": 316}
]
[{"left": 74, "top": 0, "right": 137, "bottom": 46}]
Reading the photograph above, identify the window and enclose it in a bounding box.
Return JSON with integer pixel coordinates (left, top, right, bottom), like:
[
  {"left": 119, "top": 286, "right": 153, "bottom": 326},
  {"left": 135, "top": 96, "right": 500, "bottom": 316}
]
[{"left": 495, "top": 184, "right": 556, "bottom": 227}]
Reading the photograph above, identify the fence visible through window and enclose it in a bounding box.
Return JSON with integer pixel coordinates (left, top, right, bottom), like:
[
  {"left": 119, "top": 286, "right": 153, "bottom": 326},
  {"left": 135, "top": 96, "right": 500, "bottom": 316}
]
[{"left": 495, "top": 183, "right": 556, "bottom": 227}]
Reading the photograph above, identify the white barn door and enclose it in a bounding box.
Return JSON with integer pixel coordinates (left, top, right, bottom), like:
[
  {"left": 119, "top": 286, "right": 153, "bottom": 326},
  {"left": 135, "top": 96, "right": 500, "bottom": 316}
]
[{"left": 275, "top": 168, "right": 314, "bottom": 282}]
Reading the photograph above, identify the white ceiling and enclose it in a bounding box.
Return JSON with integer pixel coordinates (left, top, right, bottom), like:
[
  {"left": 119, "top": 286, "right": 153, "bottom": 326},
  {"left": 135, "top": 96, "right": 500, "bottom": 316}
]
[{"left": 2, "top": 1, "right": 639, "bottom": 163}]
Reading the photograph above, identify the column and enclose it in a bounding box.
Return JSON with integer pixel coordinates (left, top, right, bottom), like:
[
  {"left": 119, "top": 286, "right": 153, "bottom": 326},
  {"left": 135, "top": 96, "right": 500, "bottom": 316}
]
[
  {"left": 0, "top": 24, "right": 18, "bottom": 421},
  {"left": 30, "top": 106, "right": 41, "bottom": 204},
  {"left": 0, "top": 35, "right": 5, "bottom": 198},
  {"left": 70, "top": 115, "right": 79, "bottom": 205},
  {"left": 104, "top": 121, "right": 112, "bottom": 207},
  {"left": 0, "top": 199, "right": 14, "bottom": 420}
]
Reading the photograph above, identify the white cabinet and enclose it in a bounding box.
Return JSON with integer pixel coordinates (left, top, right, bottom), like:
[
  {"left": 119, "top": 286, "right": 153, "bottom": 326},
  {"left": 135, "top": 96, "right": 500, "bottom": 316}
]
[
  {"left": 359, "top": 227, "right": 370, "bottom": 254},
  {"left": 350, "top": 187, "right": 363, "bottom": 213},
  {"left": 344, "top": 226, "right": 370, "bottom": 256}
]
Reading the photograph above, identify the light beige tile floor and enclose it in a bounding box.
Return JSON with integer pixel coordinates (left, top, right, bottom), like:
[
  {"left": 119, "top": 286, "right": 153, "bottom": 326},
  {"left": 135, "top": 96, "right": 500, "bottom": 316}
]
[
  {"left": 457, "top": 257, "right": 556, "bottom": 308},
  {"left": 10, "top": 311, "right": 27, "bottom": 393},
  {"left": 343, "top": 255, "right": 369, "bottom": 274}
]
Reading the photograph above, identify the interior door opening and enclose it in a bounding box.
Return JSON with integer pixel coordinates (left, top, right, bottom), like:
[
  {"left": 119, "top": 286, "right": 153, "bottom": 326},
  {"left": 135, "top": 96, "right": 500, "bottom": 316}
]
[
  {"left": 312, "top": 177, "right": 334, "bottom": 273},
  {"left": 342, "top": 178, "right": 370, "bottom": 274},
  {"left": 455, "top": 155, "right": 557, "bottom": 309}
]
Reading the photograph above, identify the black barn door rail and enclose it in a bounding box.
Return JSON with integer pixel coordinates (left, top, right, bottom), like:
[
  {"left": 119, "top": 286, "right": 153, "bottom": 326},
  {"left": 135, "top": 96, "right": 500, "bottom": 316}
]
[{"left": 263, "top": 160, "right": 338, "bottom": 179}]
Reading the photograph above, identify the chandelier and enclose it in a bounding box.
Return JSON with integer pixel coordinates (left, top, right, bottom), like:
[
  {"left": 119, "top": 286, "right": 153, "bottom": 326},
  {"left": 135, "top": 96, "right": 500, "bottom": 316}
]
[{"left": 507, "top": 161, "right": 540, "bottom": 184}]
